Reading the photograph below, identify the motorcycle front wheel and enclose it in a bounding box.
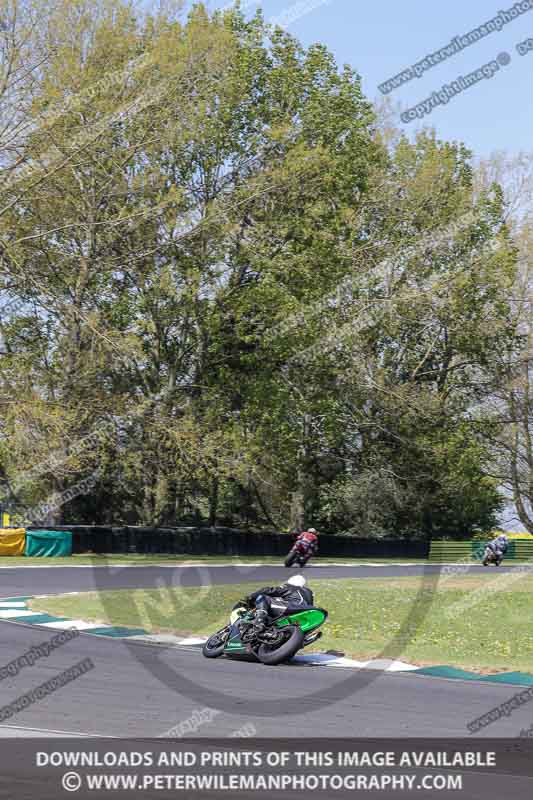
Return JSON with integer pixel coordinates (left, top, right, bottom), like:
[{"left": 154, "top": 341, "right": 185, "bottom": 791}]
[
  {"left": 202, "top": 626, "right": 230, "bottom": 658},
  {"left": 284, "top": 550, "right": 298, "bottom": 568},
  {"left": 256, "top": 624, "right": 304, "bottom": 666}
]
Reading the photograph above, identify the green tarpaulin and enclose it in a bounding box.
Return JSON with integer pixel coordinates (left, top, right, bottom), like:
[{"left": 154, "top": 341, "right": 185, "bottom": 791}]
[{"left": 25, "top": 530, "right": 72, "bottom": 557}]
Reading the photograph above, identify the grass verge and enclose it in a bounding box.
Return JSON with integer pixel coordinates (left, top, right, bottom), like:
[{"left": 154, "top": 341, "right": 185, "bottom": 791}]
[{"left": 30, "top": 572, "right": 533, "bottom": 673}]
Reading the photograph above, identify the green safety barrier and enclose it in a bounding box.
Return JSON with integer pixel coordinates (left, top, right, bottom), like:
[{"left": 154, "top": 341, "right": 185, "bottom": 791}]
[
  {"left": 429, "top": 539, "right": 533, "bottom": 562},
  {"left": 24, "top": 529, "right": 72, "bottom": 557}
]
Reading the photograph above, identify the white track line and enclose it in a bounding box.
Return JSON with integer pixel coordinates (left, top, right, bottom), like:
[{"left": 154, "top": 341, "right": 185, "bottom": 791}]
[
  {"left": 0, "top": 723, "right": 115, "bottom": 737},
  {"left": 38, "top": 620, "right": 107, "bottom": 630},
  {"left": 0, "top": 609, "right": 40, "bottom": 618}
]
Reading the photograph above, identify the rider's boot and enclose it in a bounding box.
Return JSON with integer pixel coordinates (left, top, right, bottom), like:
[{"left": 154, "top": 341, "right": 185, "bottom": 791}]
[{"left": 253, "top": 609, "right": 269, "bottom": 633}]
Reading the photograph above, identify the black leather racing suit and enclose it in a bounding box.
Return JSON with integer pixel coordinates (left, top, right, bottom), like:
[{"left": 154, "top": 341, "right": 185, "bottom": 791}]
[{"left": 243, "top": 583, "right": 315, "bottom": 622}]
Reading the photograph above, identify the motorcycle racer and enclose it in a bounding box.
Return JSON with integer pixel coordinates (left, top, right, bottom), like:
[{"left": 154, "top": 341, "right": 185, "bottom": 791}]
[
  {"left": 236, "top": 575, "right": 314, "bottom": 633},
  {"left": 295, "top": 527, "right": 319, "bottom": 554},
  {"left": 483, "top": 533, "right": 509, "bottom": 566}
]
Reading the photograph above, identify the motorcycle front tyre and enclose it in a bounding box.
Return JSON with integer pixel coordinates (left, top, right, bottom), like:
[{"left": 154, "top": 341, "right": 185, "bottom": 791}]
[
  {"left": 202, "top": 628, "right": 229, "bottom": 658},
  {"left": 284, "top": 550, "right": 297, "bottom": 568}
]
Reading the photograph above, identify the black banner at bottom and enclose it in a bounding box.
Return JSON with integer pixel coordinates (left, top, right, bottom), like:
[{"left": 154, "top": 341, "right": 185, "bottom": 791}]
[{"left": 1, "top": 738, "right": 532, "bottom": 799}]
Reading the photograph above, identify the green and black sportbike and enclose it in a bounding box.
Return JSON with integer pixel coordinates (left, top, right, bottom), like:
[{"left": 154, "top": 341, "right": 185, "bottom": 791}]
[{"left": 202, "top": 604, "right": 328, "bottom": 666}]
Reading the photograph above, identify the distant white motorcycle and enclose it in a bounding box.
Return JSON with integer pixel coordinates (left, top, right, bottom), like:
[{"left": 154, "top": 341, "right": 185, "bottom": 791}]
[{"left": 482, "top": 546, "right": 503, "bottom": 567}]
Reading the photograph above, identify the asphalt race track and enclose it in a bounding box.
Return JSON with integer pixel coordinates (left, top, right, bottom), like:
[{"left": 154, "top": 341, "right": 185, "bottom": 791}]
[
  {"left": 2, "top": 562, "right": 533, "bottom": 598},
  {"left": 1, "top": 563, "right": 532, "bottom": 739}
]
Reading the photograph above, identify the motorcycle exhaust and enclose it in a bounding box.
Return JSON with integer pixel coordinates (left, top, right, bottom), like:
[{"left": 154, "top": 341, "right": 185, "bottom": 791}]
[{"left": 302, "top": 631, "right": 322, "bottom": 647}]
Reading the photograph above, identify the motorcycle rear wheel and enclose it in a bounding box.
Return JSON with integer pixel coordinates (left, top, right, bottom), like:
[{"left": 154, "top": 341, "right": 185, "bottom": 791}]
[{"left": 256, "top": 624, "right": 304, "bottom": 665}]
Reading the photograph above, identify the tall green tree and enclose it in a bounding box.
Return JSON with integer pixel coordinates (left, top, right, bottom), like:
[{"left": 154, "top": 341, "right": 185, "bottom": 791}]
[{"left": 0, "top": 2, "right": 522, "bottom": 536}]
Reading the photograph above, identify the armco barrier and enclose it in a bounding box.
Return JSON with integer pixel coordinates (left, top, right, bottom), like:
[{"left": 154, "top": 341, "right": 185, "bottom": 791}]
[
  {"left": 429, "top": 541, "right": 481, "bottom": 563},
  {"left": 515, "top": 540, "right": 533, "bottom": 560},
  {"left": 429, "top": 539, "right": 533, "bottom": 562},
  {"left": 26, "top": 526, "right": 429, "bottom": 558}
]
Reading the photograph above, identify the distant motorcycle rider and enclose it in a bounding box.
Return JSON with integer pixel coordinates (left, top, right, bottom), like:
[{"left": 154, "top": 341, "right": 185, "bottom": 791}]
[
  {"left": 483, "top": 533, "right": 509, "bottom": 565},
  {"left": 237, "top": 575, "right": 314, "bottom": 633},
  {"left": 294, "top": 527, "right": 319, "bottom": 556}
]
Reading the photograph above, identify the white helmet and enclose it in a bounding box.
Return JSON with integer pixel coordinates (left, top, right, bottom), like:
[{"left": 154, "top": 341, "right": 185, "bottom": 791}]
[{"left": 287, "top": 574, "right": 306, "bottom": 587}]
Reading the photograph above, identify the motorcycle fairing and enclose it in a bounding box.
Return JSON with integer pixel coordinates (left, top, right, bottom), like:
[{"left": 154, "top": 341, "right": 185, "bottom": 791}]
[{"left": 221, "top": 607, "right": 328, "bottom": 655}]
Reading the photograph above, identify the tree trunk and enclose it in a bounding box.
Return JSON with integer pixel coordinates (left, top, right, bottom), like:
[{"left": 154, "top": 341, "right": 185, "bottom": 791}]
[{"left": 208, "top": 477, "right": 219, "bottom": 528}]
